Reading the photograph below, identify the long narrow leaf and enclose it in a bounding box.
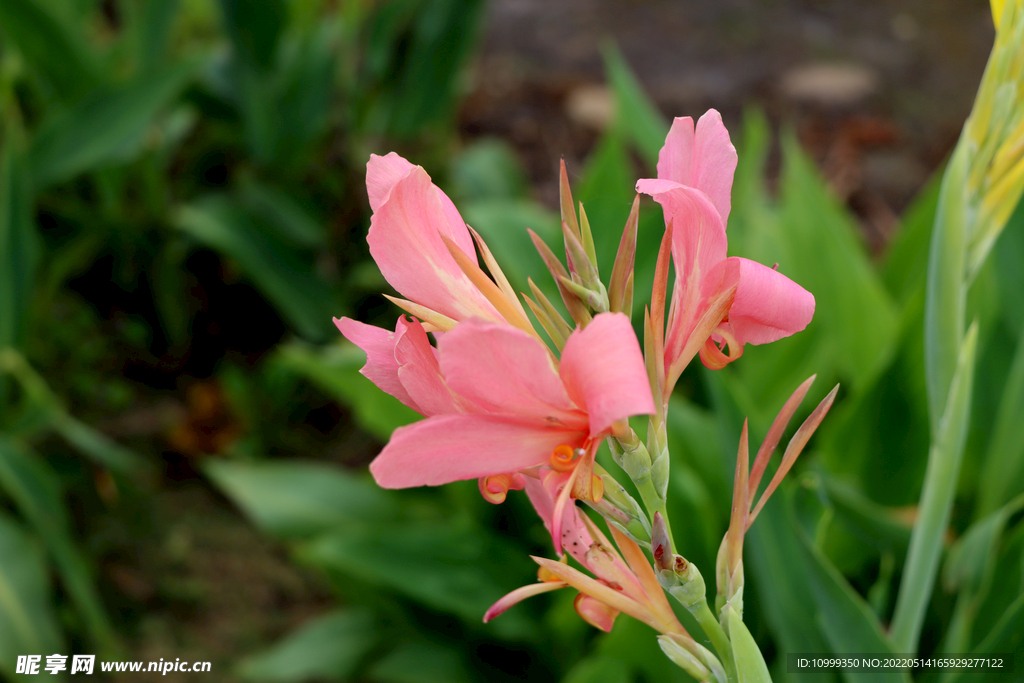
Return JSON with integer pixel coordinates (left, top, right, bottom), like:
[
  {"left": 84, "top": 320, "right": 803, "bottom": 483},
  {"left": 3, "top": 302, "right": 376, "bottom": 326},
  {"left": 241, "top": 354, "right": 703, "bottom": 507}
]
[{"left": 890, "top": 322, "right": 979, "bottom": 652}]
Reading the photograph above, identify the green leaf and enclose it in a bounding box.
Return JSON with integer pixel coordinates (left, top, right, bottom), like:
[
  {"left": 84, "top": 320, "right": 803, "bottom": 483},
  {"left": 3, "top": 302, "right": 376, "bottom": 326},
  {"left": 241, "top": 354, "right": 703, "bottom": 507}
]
[
  {"left": 273, "top": 342, "right": 419, "bottom": 441},
  {"left": 299, "top": 520, "right": 532, "bottom": 638},
  {"left": 0, "top": 436, "right": 116, "bottom": 651},
  {"left": 219, "top": 0, "right": 286, "bottom": 72},
  {"left": 882, "top": 170, "right": 942, "bottom": 304},
  {"left": 890, "top": 322, "right": 979, "bottom": 653},
  {"left": 29, "top": 59, "right": 202, "bottom": 188},
  {"left": 237, "top": 609, "right": 376, "bottom": 682},
  {"left": 977, "top": 325, "right": 1024, "bottom": 515},
  {"left": 173, "top": 196, "right": 336, "bottom": 341},
  {"left": 237, "top": 177, "right": 325, "bottom": 248},
  {"left": 601, "top": 44, "right": 668, "bottom": 168},
  {"left": 794, "top": 514, "right": 909, "bottom": 683},
  {"left": 576, "top": 128, "right": 638, "bottom": 278},
  {"left": 0, "top": 512, "right": 64, "bottom": 681},
  {"left": 459, "top": 199, "right": 560, "bottom": 303},
  {"left": 132, "top": 0, "right": 181, "bottom": 73},
  {"left": 562, "top": 656, "right": 631, "bottom": 683},
  {"left": 725, "top": 604, "right": 772, "bottom": 683},
  {"left": 0, "top": 136, "right": 39, "bottom": 351},
  {"left": 449, "top": 139, "right": 528, "bottom": 203},
  {"left": 362, "top": 0, "right": 486, "bottom": 138},
  {"left": 0, "top": 0, "right": 100, "bottom": 101},
  {"left": 368, "top": 643, "right": 471, "bottom": 683},
  {"left": 205, "top": 460, "right": 397, "bottom": 539},
  {"left": 944, "top": 591, "right": 1024, "bottom": 683}
]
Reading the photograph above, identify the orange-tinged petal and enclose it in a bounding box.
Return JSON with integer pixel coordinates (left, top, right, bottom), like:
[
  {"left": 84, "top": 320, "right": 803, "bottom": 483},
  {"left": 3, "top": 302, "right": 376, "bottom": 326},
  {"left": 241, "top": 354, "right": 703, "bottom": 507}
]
[
  {"left": 574, "top": 593, "right": 619, "bottom": 632},
  {"left": 483, "top": 581, "right": 567, "bottom": 622}
]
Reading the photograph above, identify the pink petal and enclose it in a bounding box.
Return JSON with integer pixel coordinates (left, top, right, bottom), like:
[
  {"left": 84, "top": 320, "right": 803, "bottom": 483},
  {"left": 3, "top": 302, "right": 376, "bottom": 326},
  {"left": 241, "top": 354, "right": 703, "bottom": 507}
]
[
  {"left": 727, "top": 258, "right": 815, "bottom": 346},
  {"left": 334, "top": 317, "right": 419, "bottom": 413},
  {"left": 691, "top": 110, "right": 738, "bottom": 225},
  {"left": 574, "top": 593, "right": 619, "bottom": 632},
  {"left": 524, "top": 476, "right": 594, "bottom": 565},
  {"left": 439, "top": 319, "right": 585, "bottom": 428},
  {"left": 483, "top": 580, "right": 566, "bottom": 623},
  {"left": 559, "top": 313, "right": 654, "bottom": 437},
  {"left": 368, "top": 153, "right": 477, "bottom": 258},
  {"left": 648, "top": 187, "right": 730, "bottom": 366},
  {"left": 367, "top": 153, "right": 416, "bottom": 212},
  {"left": 369, "top": 414, "right": 584, "bottom": 488},
  {"left": 655, "top": 117, "right": 695, "bottom": 193},
  {"left": 393, "top": 318, "right": 465, "bottom": 416},
  {"left": 651, "top": 111, "right": 737, "bottom": 226},
  {"left": 367, "top": 167, "right": 498, "bottom": 322}
]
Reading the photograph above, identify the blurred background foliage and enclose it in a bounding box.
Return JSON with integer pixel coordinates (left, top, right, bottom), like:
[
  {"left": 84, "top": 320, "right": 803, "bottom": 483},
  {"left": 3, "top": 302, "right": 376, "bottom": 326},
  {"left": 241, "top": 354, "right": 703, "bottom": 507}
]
[{"left": 0, "top": 0, "right": 1022, "bottom": 682}]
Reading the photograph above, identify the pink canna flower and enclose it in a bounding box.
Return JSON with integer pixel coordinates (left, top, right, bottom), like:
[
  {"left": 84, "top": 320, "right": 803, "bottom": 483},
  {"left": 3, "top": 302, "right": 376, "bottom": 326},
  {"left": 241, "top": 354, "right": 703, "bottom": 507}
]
[
  {"left": 335, "top": 312, "right": 655, "bottom": 549},
  {"left": 484, "top": 477, "right": 688, "bottom": 636},
  {"left": 365, "top": 153, "right": 534, "bottom": 334},
  {"left": 637, "top": 110, "right": 815, "bottom": 396}
]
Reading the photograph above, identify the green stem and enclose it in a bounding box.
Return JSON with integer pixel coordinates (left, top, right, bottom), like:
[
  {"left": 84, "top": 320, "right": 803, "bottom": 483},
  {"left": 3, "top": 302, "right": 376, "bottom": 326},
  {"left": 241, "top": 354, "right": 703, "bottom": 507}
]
[
  {"left": 690, "top": 597, "right": 736, "bottom": 683},
  {"left": 890, "top": 323, "right": 978, "bottom": 652}
]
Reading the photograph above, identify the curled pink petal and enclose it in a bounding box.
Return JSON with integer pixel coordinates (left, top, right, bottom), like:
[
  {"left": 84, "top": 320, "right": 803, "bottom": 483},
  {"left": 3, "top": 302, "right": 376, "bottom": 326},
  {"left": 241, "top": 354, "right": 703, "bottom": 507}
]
[
  {"left": 559, "top": 313, "right": 654, "bottom": 437},
  {"left": 483, "top": 580, "right": 566, "bottom": 623},
  {"left": 367, "top": 153, "right": 416, "bottom": 212},
  {"left": 393, "top": 318, "right": 464, "bottom": 416},
  {"left": 727, "top": 257, "right": 816, "bottom": 346},
  {"left": 368, "top": 167, "right": 498, "bottom": 322},
  {"left": 335, "top": 317, "right": 419, "bottom": 413},
  {"left": 369, "top": 414, "right": 583, "bottom": 489}
]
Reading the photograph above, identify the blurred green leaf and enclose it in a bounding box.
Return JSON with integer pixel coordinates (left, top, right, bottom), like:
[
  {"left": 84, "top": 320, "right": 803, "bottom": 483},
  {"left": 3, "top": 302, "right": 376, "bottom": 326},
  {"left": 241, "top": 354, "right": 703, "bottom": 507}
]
[
  {"left": 891, "top": 323, "right": 979, "bottom": 653},
  {"left": 945, "top": 591, "right": 1024, "bottom": 683},
  {"left": 562, "top": 656, "right": 631, "bottom": 683},
  {"left": 29, "top": 59, "right": 202, "bottom": 188},
  {"left": 595, "top": 618, "right": 689, "bottom": 683},
  {"left": 368, "top": 643, "right": 471, "bottom": 683},
  {"left": 449, "top": 139, "right": 527, "bottom": 203},
  {"left": 942, "top": 494, "right": 1024, "bottom": 652},
  {"left": 173, "top": 195, "right": 336, "bottom": 341},
  {"left": 774, "top": 133, "right": 899, "bottom": 390},
  {"left": 577, "top": 128, "right": 637, "bottom": 278},
  {"left": 0, "top": 512, "right": 65, "bottom": 681},
  {"left": 219, "top": 0, "right": 286, "bottom": 72},
  {"left": 0, "top": 137, "right": 39, "bottom": 352},
  {"left": 237, "top": 177, "right": 325, "bottom": 248},
  {"left": 992, "top": 195, "right": 1024, "bottom": 336},
  {"left": 206, "top": 460, "right": 398, "bottom": 539},
  {"left": 362, "top": 0, "right": 485, "bottom": 138},
  {"left": 602, "top": 44, "right": 668, "bottom": 168},
  {"left": 460, "top": 199, "right": 560, "bottom": 302},
  {"left": 300, "top": 519, "right": 532, "bottom": 638},
  {"left": 977, "top": 326, "right": 1024, "bottom": 516},
  {"left": 0, "top": 0, "right": 100, "bottom": 101},
  {"left": 882, "top": 171, "right": 942, "bottom": 304},
  {"left": 0, "top": 436, "right": 116, "bottom": 651},
  {"left": 819, "top": 476, "right": 912, "bottom": 554},
  {"left": 134, "top": 0, "right": 181, "bottom": 73},
  {"left": 237, "top": 609, "right": 376, "bottom": 682},
  {"left": 274, "top": 342, "right": 418, "bottom": 441},
  {"left": 794, "top": 515, "right": 908, "bottom": 683}
]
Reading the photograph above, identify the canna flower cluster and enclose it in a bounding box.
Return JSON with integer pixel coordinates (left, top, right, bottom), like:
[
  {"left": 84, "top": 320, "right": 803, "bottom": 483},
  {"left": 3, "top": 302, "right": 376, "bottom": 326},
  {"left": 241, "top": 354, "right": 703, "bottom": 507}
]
[{"left": 337, "top": 111, "right": 836, "bottom": 682}]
